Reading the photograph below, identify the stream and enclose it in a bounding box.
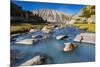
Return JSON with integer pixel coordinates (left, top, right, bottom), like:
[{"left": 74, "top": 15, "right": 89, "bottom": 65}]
[{"left": 11, "top": 27, "right": 95, "bottom": 66}]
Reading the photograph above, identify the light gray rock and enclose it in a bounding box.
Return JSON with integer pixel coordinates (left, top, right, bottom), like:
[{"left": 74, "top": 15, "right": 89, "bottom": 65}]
[
  {"left": 32, "top": 35, "right": 43, "bottom": 39},
  {"left": 74, "top": 33, "right": 95, "bottom": 44},
  {"left": 56, "top": 35, "right": 68, "bottom": 40},
  {"left": 11, "top": 34, "right": 20, "bottom": 37},
  {"left": 16, "top": 39, "right": 36, "bottom": 45},
  {"left": 20, "top": 55, "right": 46, "bottom": 66},
  {"left": 42, "top": 26, "right": 53, "bottom": 33},
  {"left": 87, "top": 15, "right": 95, "bottom": 23},
  {"left": 32, "top": 35, "right": 39, "bottom": 38},
  {"left": 55, "top": 27, "right": 59, "bottom": 30},
  {"left": 29, "top": 29, "right": 37, "bottom": 33},
  {"left": 63, "top": 42, "right": 77, "bottom": 52},
  {"left": 32, "top": 34, "right": 49, "bottom": 40}
]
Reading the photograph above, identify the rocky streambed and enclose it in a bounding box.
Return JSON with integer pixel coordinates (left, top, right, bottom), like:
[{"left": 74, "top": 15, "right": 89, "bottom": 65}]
[{"left": 10, "top": 26, "right": 95, "bottom": 66}]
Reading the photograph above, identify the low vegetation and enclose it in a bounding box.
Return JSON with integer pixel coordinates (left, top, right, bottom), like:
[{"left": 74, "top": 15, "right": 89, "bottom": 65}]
[
  {"left": 11, "top": 21, "right": 95, "bottom": 34},
  {"left": 11, "top": 22, "right": 48, "bottom": 34},
  {"left": 79, "top": 5, "right": 95, "bottom": 18},
  {"left": 68, "top": 23, "right": 95, "bottom": 33}
]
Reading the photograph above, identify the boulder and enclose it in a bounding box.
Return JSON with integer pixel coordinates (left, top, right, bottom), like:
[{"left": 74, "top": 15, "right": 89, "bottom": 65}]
[
  {"left": 16, "top": 39, "right": 34, "bottom": 45},
  {"left": 51, "top": 25, "right": 59, "bottom": 28},
  {"left": 63, "top": 42, "right": 77, "bottom": 52},
  {"left": 42, "top": 26, "right": 53, "bottom": 33},
  {"left": 43, "top": 30, "right": 51, "bottom": 33},
  {"left": 87, "top": 15, "right": 95, "bottom": 23},
  {"left": 55, "top": 27, "right": 59, "bottom": 30},
  {"left": 20, "top": 55, "right": 47, "bottom": 66},
  {"left": 56, "top": 35, "right": 68, "bottom": 40},
  {"left": 32, "top": 35, "right": 39, "bottom": 38},
  {"left": 32, "top": 35, "right": 43, "bottom": 39},
  {"left": 74, "top": 33, "right": 95, "bottom": 44},
  {"left": 11, "top": 34, "right": 20, "bottom": 41},
  {"left": 32, "top": 34, "right": 49, "bottom": 40},
  {"left": 29, "top": 29, "right": 37, "bottom": 33}
]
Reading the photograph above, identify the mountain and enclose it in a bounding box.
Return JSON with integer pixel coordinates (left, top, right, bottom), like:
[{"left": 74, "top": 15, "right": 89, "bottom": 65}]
[
  {"left": 11, "top": 2, "right": 95, "bottom": 24},
  {"left": 69, "top": 5, "right": 95, "bottom": 24},
  {"left": 32, "top": 9, "right": 71, "bottom": 24},
  {"left": 11, "top": 3, "right": 71, "bottom": 24}
]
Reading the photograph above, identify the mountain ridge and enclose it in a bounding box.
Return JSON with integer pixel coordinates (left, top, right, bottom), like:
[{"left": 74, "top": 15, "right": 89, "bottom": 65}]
[
  {"left": 31, "top": 9, "right": 71, "bottom": 24},
  {"left": 69, "top": 5, "right": 95, "bottom": 24}
]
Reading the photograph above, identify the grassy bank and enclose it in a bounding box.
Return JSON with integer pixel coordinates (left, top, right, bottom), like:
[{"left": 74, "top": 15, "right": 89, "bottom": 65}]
[
  {"left": 11, "top": 22, "right": 47, "bottom": 34},
  {"left": 68, "top": 23, "right": 95, "bottom": 33},
  {"left": 11, "top": 22, "right": 95, "bottom": 34}
]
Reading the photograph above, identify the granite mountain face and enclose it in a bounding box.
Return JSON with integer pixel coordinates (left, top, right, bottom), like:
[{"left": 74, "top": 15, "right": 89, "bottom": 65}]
[
  {"left": 11, "top": 2, "right": 95, "bottom": 24},
  {"left": 31, "top": 5, "right": 95, "bottom": 24},
  {"left": 32, "top": 9, "right": 71, "bottom": 24}
]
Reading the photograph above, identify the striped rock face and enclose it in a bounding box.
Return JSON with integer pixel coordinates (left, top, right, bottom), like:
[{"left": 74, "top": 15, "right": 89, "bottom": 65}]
[{"left": 32, "top": 9, "right": 71, "bottom": 24}]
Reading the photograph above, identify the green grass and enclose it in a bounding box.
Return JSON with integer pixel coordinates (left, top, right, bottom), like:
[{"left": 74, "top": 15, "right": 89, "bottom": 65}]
[
  {"left": 11, "top": 22, "right": 95, "bottom": 34},
  {"left": 11, "top": 22, "right": 47, "bottom": 34},
  {"left": 68, "top": 23, "right": 95, "bottom": 33}
]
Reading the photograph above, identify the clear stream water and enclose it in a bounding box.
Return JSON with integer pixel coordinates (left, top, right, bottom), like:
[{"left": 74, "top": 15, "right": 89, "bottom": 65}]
[{"left": 11, "top": 27, "right": 95, "bottom": 66}]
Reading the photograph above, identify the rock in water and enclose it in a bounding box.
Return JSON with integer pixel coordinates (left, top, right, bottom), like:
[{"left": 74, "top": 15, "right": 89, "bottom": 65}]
[
  {"left": 55, "top": 27, "right": 59, "bottom": 30},
  {"left": 42, "top": 26, "right": 53, "bottom": 33},
  {"left": 20, "top": 55, "right": 47, "bottom": 66},
  {"left": 16, "top": 39, "right": 34, "bottom": 45},
  {"left": 56, "top": 35, "right": 68, "bottom": 40},
  {"left": 29, "top": 29, "right": 37, "bottom": 33},
  {"left": 42, "top": 35, "right": 49, "bottom": 39},
  {"left": 32, "top": 34, "right": 49, "bottom": 40},
  {"left": 63, "top": 42, "right": 77, "bottom": 52},
  {"left": 32, "top": 35, "right": 43, "bottom": 39},
  {"left": 74, "top": 33, "right": 95, "bottom": 44}
]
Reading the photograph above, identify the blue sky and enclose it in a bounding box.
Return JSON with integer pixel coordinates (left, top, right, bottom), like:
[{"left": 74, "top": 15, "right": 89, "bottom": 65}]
[{"left": 11, "top": 1, "right": 85, "bottom": 15}]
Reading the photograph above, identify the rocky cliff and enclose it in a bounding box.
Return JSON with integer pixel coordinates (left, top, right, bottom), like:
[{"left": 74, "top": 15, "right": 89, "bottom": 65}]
[
  {"left": 69, "top": 5, "right": 95, "bottom": 24},
  {"left": 32, "top": 9, "right": 71, "bottom": 24}
]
